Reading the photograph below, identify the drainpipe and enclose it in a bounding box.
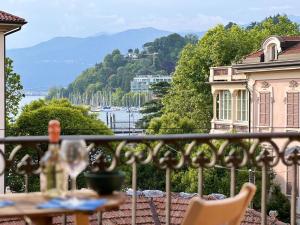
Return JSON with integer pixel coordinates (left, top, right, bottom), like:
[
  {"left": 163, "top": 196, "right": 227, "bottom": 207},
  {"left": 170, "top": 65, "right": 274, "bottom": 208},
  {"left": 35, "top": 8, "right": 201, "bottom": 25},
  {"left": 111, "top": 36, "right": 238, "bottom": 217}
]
[{"left": 245, "top": 80, "right": 251, "bottom": 133}]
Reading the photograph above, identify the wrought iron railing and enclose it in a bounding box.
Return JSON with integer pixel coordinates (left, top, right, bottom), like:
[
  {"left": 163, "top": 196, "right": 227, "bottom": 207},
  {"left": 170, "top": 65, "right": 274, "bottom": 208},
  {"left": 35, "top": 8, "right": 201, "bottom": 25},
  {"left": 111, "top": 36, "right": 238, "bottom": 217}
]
[{"left": 1, "top": 132, "right": 300, "bottom": 225}]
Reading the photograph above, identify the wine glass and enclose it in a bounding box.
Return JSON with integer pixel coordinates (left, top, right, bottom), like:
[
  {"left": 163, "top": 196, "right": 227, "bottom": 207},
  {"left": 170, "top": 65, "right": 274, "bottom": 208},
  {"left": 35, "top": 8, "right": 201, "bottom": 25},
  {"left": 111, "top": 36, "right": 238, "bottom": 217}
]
[{"left": 60, "top": 139, "right": 88, "bottom": 202}]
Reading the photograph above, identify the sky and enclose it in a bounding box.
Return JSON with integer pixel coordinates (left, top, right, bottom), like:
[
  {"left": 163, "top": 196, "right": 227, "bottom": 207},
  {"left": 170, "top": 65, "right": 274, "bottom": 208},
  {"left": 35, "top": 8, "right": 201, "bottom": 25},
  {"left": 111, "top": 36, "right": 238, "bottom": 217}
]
[{"left": 2, "top": 0, "right": 300, "bottom": 49}]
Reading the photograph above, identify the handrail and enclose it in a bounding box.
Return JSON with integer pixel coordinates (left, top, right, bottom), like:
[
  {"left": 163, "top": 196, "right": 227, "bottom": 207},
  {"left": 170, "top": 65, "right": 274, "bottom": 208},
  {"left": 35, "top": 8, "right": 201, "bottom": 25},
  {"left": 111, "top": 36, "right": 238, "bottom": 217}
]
[{"left": 1, "top": 132, "right": 299, "bottom": 225}]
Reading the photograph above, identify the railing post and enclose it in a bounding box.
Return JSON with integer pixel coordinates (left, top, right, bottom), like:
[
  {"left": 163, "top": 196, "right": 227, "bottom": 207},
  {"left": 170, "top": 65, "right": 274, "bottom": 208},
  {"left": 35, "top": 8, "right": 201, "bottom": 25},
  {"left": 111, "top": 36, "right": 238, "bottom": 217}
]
[
  {"left": 198, "top": 167, "right": 203, "bottom": 197},
  {"left": 97, "top": 212, "right": 102, "bottom": 225},
  {"left": 230, "top": 167, "right": 236, "bottom": 197},
  {"left": 261, "top": 165, "right": 267, "bottom": 225},
  {"left": 291, "top": 164, "right": 297, "bottom": 225},
  {"left": 24, "top": 174, "right": 28, "bottom": 193},
  {"left": 132, "top": 162, "right": 137, "bottom": 225},
  {"left": 166, "top": 168, "right": 171, "bottom": 225}
]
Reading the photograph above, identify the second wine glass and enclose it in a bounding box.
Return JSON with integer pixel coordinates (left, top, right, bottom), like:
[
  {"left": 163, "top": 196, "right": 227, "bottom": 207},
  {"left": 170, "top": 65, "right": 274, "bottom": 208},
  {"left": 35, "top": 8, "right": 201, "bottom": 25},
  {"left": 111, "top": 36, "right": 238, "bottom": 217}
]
[{"left": 60, "top": 139, "right": 89, "bottom": 196}]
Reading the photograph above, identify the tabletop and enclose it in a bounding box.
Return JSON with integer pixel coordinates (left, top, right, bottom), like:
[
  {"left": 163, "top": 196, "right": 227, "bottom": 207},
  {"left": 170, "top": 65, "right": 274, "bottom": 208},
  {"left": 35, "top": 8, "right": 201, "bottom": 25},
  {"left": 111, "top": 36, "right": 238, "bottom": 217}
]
[{"left": 0, "top": 189, "right": 125, "bottom": 218}]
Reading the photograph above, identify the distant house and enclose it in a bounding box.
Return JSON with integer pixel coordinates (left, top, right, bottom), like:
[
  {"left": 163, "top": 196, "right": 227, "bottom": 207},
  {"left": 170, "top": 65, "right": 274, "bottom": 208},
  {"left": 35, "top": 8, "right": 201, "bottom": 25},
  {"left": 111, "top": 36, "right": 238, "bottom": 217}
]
[
  {"left": 130, "top": 75, "right": 172, "bottom": 93},
  {"left": 209, "top": 35, "right": 300, "bottom": 203},
  {"left": 127, "top": 52, "right": 139, "bottom": 60}
]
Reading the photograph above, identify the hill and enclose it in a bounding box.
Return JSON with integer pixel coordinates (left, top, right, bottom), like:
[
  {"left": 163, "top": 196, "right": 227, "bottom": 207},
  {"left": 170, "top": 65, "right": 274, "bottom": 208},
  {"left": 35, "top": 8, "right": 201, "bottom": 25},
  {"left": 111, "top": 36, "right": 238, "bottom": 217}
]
[
  {"left": 7, "top": 27, "right": 173, "bottom": 90},
  {"left": 47, "top": 33, "right": 198, "bottom": 107}
]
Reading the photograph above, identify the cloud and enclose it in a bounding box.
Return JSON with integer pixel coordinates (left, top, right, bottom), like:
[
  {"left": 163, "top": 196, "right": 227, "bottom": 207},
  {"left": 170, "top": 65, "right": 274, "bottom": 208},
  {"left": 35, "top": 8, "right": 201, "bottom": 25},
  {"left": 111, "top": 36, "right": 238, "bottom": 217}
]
[
  {"left": 250, "top": 5, "right": 292, "bottom": 12},
  {"left": 118, "top": 14, "right": 228, "bottom": 32}
]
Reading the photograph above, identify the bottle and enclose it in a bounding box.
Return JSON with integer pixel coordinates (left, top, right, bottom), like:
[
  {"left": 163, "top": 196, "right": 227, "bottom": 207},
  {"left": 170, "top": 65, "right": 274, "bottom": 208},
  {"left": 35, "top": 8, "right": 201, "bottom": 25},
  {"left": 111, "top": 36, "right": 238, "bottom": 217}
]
[{"left": 40, "top": 120, "right": 67, "bottom": 198}]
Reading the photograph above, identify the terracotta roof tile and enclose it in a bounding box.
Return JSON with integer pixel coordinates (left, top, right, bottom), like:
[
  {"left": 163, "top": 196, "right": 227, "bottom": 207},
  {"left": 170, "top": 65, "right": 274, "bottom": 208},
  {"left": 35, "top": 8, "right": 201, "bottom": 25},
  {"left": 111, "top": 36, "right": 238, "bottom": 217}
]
[
  {"left": 281, "top": 36, "right": 300, "bottom": 42},
  {"left": 243, "top": 36, "right": 300, "bottom": 60},
  {"left": 282, "top": 42, "right": 300, "bottom": 55},
  {"left": 244, "top": 50, "right": 263, "bottom": 59},
  {"left": 0, "top": 11, "right": 26, "bottom": 24},
  {"left": 0, "top": 194, "right": 286, "bottom": 225}
]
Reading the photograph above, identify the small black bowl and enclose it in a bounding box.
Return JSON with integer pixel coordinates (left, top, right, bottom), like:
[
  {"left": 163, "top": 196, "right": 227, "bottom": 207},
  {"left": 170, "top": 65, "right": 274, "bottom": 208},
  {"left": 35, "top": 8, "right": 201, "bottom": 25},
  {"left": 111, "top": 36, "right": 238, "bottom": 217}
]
[{"left": 84, "top": 171, "right": 125, "bottom": 195}]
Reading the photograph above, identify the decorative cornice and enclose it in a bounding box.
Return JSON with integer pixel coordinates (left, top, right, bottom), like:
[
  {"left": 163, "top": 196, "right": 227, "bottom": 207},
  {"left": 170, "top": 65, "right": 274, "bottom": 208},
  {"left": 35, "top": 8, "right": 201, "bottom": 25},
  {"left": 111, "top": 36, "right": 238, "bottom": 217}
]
[
  {"left": 289, "top": 80, "right": 298, "bottom": 88},
  {"left": 261, "top": 81, "right": 270, "bottom": 89}
]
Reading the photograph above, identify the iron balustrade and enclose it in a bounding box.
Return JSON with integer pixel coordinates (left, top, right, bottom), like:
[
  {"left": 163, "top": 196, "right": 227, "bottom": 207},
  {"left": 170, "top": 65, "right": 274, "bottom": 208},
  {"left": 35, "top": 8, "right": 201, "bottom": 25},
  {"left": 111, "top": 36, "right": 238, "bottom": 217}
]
[{"left": 0, "top": 132, "right": 300, "bottom": 225}]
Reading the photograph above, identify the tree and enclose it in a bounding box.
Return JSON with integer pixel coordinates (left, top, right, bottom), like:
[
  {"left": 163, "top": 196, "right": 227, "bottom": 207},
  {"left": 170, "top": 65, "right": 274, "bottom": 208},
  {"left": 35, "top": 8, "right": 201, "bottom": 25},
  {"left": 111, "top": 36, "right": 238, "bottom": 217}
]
[
  {"left": 47, "top": 33, "right": 197, "bottom": 103},
  {"left": 147, "top": 113, "right": 196, "bottom": 134},
  {"left": 267, "top": 184, "right": 290, "bottom": 223},
  {"left": 14, "top": 99, "right": 112, "bottom": 136},
  {"left": 6, "top": 99, "right": 112, "bottom": 192},
  {"left": 137, "top": 82, "right": 170, "bottom": 128},
  {"left": 5, "top": 58, "right": 24, "bottom": 122},
  {"left": 161, "top": 15, "right": 300, "bottom": 133},
  {"left": 134, "top": 48, "right": 140, "bottom": 55}
]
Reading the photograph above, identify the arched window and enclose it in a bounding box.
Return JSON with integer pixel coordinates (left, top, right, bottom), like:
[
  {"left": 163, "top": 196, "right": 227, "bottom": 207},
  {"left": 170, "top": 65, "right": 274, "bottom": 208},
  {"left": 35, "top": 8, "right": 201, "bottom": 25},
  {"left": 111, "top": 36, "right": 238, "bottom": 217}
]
[{"left": 267, "top": 44, "right": 277, "bottom": 61}]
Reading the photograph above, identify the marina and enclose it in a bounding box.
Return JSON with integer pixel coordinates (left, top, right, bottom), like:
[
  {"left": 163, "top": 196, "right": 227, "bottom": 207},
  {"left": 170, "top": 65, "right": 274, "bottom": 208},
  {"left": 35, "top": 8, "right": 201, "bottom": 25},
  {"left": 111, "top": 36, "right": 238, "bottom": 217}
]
[{"left": 20, "top": 95, "right": 144, "bottom": 135}]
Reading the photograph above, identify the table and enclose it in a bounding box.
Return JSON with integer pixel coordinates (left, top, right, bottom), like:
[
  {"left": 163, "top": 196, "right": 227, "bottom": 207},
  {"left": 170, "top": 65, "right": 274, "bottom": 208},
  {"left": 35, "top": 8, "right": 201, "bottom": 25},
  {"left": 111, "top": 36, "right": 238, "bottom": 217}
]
[{"left": 0, "top": 189, "right": 125, "bottom": 225}]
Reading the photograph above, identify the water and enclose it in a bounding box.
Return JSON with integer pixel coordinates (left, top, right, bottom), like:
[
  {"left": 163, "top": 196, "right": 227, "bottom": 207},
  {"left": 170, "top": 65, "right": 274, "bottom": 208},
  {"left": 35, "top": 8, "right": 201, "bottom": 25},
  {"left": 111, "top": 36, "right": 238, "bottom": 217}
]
[
  {"left": 98, "top": 109, "right": 142, "bottom": 129},
  {"left": 19, "top": 95, "right": 45, "bottom": 109},
  {"left": 20, "top": 96, "right": 142, "bottom": 130}
]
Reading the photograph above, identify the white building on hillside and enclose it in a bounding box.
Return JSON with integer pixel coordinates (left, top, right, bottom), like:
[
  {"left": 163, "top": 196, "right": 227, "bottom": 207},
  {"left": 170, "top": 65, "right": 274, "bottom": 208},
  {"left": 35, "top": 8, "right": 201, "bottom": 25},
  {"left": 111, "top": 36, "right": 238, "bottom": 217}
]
[{"left": 130, "top": 75, "right": 172, "bottom": 93}]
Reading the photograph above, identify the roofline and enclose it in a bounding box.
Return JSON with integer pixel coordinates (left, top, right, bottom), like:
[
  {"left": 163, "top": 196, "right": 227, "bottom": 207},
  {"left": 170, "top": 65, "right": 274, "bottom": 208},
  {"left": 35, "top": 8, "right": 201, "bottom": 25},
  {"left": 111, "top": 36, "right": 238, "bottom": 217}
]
[
  {"left": 233, "top": 60, "right": 300, "bottom": 70},
  {"left": 207, "top": 81, "right": 247, "bottom": 84},
  {"left": 0, "top": 20, "right": 27, "bottom": 25}
]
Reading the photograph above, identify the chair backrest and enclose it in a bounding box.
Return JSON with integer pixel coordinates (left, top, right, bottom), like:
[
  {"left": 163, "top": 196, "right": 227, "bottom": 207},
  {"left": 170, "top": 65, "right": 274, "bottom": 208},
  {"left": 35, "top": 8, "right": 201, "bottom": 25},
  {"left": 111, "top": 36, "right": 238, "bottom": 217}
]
[{"left": 181, "top": 183, "right": 256, "bottom": 225}]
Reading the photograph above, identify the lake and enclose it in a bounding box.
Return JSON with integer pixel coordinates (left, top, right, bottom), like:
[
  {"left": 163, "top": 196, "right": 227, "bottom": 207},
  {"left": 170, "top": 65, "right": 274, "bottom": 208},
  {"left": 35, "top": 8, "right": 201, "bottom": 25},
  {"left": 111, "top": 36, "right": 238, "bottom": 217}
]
[{"left": 20, "top": 96, "right": 142, "bottom": 130}]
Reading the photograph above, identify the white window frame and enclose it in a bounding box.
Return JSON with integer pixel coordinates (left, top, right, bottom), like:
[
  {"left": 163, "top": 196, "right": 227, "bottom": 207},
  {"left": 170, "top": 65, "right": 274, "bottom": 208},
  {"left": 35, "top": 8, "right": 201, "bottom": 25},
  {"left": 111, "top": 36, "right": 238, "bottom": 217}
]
[
  {"left": 218, "top": 90, "right": 231, "bottom": 121},
  {"left": 236, "top": 90, "right": 248, "bottom": 122}
]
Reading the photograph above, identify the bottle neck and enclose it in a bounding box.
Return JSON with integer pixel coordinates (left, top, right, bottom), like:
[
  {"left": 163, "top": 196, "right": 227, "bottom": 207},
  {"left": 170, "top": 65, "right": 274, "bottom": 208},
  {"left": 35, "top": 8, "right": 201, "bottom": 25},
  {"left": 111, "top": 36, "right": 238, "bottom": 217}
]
[{"left": 49, "top": 143, "right": 60, "bottom": 152}]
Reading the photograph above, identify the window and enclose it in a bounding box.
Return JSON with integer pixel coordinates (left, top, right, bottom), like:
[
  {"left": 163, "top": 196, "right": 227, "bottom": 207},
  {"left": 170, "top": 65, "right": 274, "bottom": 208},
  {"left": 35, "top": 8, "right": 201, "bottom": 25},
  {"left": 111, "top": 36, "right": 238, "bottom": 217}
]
[
  {"left": 271, "top": 45, "right": 276, "bottom": 60},
  {"left": 259, "top": 93, "right": 270, "bottom": 126},
  {"left": 287, "top": 92, "right": 299, "bottom": 128},
  {"left": 218, "top": 90, "right": 231, "bottom": 120},
  {"left": 268, "top": 44, "right": 277, "bottom": 61},
  {"left": 237, "top": 90, "right": 248, "bottom": 122}
]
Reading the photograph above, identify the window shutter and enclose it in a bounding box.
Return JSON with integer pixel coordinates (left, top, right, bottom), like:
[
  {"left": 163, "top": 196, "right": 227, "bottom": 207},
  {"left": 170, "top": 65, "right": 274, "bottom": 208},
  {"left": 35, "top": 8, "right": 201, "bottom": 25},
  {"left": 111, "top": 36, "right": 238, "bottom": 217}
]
[
  {"left": 294, "top": 93, "right": 299, "bottom": 128},
  {"left": 265, "top": 93, "right": 270, "bottom": 125},
  {"left": 287, "top": 92, "right": 299, "bottom": 128},
  {"left": 259, "top": 93, "right": 270, "bottom": 126}
]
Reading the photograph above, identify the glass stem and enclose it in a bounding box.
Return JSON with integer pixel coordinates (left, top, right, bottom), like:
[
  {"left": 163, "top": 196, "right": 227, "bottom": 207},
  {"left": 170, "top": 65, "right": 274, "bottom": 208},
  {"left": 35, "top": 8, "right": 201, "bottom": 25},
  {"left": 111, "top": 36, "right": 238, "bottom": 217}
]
[{"left": 71, "top": 177, "right": 76, "bottom": 194}]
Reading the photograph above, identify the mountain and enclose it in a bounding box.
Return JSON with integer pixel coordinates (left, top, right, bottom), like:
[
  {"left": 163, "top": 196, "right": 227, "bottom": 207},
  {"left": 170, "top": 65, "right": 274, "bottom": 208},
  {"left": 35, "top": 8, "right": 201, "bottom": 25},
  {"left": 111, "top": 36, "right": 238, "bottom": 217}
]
[{"left": 7, "top": 27, "right": 173, "bottom": 90}]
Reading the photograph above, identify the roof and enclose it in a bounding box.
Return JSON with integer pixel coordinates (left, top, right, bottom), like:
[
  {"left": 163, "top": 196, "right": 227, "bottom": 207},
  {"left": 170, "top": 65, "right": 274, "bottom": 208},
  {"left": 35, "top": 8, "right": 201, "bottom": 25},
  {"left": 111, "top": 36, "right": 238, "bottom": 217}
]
[
  {"left": 0, "top": 11, "right": 26, "bottom": 25},
  {"left": 243, "top": 35, "right": 300, "bottom": 62},
  {"left": 281, "top": 42, "right": 300, "bottom": 55},
  {"left": 244, "top": 50, "right": 263, "bottom": 59},
  {"left": 280, "top": 36, "right": 300, "bottom": 42},
  {"left": 0, "top": 193, "right": 285, "bottom": 225}
]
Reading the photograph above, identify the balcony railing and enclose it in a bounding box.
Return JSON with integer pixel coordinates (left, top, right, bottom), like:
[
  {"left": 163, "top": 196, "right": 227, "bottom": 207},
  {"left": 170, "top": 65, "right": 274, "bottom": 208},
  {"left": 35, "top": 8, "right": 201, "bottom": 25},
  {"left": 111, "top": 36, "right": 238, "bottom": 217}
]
[
  {"left": 213, "top": 68, "right": 229, "bottom": 76},
  {"left": 1, "top": 132, "right": 300, "bottom": 225}
]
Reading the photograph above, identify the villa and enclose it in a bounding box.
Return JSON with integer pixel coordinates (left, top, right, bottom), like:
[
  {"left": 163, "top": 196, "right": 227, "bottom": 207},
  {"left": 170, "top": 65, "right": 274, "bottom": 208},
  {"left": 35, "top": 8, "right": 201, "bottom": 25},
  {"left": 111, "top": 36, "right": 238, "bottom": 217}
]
[{"left": 209, "top": 35, "right": 300, "bottom": 203}]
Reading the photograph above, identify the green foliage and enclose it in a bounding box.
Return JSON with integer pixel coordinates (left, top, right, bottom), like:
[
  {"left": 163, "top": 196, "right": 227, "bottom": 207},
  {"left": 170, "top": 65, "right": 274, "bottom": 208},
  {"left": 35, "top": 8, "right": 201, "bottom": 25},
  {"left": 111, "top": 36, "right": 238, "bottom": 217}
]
[
  {"left": 161, "top": 15, "right": 300, "bottom": 133},
  {"left": 172, "top": 166, "right": 268, "bottom": 209},
  {"left": 14, "top": 99, "right": 112, "bottom": 135},
  {"left": 47, "top": 34, "right": 197, "bottom": 105},
  {"left": 267, "top": 185, "right": 291, "bottom": 223},
  {"left": 5, "top": 58, "right": 24, "bottom": 122},
  {"left": 6, "top": 99, "right": 112, "bottom": 192},
  {"left": 147, "top": 112, "right": 197, "bottom": 134},
  {"left": 138, "top": 82, "right": 170, "bottom": 128}
]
